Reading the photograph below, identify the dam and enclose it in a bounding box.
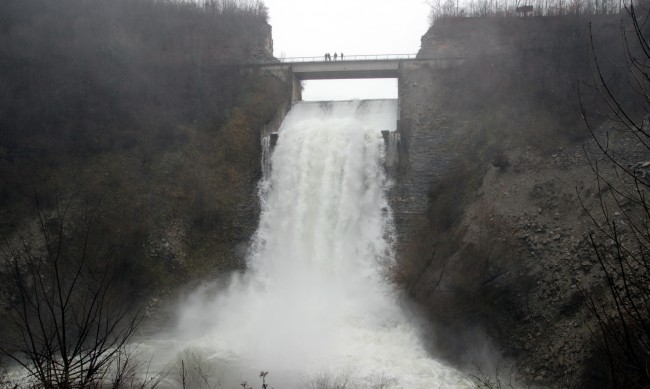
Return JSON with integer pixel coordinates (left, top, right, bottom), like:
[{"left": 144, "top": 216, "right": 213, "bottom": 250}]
[{"left": 255, "top": 54, "right": 463, "bottom": 173}]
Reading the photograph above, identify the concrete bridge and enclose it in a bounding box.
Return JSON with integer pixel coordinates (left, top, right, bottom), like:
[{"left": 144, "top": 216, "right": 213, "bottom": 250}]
[
  {"left": 255, "top": 54, "right": 463, "bottom": 101},
  {"left": 254, "top": 54, "right": 464, "bottom": 171}
]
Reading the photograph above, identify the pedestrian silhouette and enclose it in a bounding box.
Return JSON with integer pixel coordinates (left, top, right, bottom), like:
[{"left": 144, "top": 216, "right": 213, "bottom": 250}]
[
  {"left": 324, "top": 53, "right": 327, "bottom": 61},
  {"left": 333, "top": 52, "right": 338, "bottom": 61},
  {"left": 341, "top": 52, "right": 344, "bottom": 60}
]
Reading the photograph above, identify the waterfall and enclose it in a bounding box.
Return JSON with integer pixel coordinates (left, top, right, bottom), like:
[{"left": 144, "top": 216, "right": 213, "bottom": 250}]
[
  {"left": 260, "top": 134, "right": 272, "bottom": 181},
  {"left": 174, "top": 99, "right": 472, "bottom": 388}
]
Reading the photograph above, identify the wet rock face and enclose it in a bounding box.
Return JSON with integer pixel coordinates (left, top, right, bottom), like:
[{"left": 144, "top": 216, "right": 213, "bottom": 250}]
[
  {"left": 394, "top": 76, "right": 646, "bottom": 384},
  {"left": 392, "top": 17, "right": 642, "bottom": 387},
  {"left": 462, "top": 151, "right": 599, "bottom": 385},
  {"left": 148, "top": 222, "right": 187, "bottom": 266},
  {"left": 391, "top": 104, "right": 607, "bottom": 385}
]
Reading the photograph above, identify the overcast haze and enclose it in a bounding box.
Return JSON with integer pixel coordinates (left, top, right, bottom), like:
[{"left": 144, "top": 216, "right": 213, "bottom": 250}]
[{"left": 262, "top": 0, "right": 431, "bottom": 100}]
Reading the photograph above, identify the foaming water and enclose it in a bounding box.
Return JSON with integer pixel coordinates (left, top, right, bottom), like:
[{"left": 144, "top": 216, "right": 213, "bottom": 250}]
[{"left": 171, "top": 100, "right": 472, "bottom": 388}]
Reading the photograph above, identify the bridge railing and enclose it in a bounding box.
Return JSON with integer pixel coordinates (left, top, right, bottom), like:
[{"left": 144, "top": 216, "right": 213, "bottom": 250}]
[{"left": 259, "top": 53, "right": 418, "bottom": 64}]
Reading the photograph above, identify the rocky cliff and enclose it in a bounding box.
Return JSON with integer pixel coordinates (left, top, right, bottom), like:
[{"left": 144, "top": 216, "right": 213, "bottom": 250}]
[{"left": 392, "top": 14, "right": 637, "bottom": 387}]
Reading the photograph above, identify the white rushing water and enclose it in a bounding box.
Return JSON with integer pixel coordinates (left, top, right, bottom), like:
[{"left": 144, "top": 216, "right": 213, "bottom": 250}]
[{"left": 172, "top": 100, "right": 472, "bottom": 388}]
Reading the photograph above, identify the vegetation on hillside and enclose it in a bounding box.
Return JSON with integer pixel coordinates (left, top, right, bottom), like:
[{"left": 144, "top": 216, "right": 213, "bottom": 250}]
[
  {"left": 429, "top": 0, "right": 622, "bottom": 21},
  {"left": 0, "top": 197, "right": 145, "bottom": 388},
  {"left": 0, "top": 0, "right": 290, "bottom": 386},
  {"left": 0, "top": 0, "right": 269, "bottom": 162},
  {"left": 0, "top": 0, "right": 289, "bottom": 289},
  {"left": 579, "top": 2, "right": 650, "bottom": 386}
]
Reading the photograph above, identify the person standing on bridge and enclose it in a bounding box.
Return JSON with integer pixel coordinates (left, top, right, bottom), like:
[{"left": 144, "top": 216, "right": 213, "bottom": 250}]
[
  {"left": 333, "top": 52, "right": 338, "bottom": 61},
  {"left": 324, "top": 53, "right": 328, "bottom": 61},
  {"left": 340, "top": 52, "right": 344, "bottom": 60}
]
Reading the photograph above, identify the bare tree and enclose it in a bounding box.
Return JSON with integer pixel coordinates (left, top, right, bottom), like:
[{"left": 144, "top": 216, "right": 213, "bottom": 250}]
[
  {"left": 0, "top": 195, "right": 143, "bottom": 388},
  {"left": 427, "top": 0, "right": 622, "bottom": 20},
  {"left": 580, "top": 1, "right": 650, "bottom": 386}
]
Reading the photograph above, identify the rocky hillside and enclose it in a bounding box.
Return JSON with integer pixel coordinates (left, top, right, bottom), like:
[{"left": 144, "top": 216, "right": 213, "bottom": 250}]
[
  {"left": 0, "top": 0, "right": 292, "bottom": 303},
  {"left": 393, "top": 12, "right": 648, "bottom": 387}
]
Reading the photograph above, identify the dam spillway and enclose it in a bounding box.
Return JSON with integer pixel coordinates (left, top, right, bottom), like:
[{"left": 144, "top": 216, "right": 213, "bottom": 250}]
[{"left": 174, "top": 99, "right": 471, "bottom": 388}]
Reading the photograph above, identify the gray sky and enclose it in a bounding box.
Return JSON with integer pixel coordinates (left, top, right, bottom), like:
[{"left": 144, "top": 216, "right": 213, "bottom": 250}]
[{"left": 262, "top": 0, "right": 432, "bottom": 100}]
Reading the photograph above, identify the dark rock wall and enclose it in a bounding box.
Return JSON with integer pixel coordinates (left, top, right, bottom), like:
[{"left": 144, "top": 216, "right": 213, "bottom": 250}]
[
  {"left": 390, "top": 14, "right": 628, "bottom": 387},
  {"left": 248, "top": 23, "right": 275, "bottom": 61},
  {"left": 392, "top": 60, "right": 470, "bottom": 251}
]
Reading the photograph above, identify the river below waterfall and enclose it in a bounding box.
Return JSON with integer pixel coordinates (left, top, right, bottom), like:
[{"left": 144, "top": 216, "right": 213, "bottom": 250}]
[{"left": 146, "top": 99, "right": 472, "bottom": 388}]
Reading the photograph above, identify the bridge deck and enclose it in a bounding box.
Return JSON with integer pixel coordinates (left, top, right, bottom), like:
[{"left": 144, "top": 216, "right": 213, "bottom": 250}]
[
  {"left": 252, "top": 55, "right": 464, "bottom": 100},
  {"left": 257, "top": 55, "right": 462, "bottom": 80},
  {"left": 291, "top": 59, "right": 401, "bottom": 80},
  {"left": 272, "top": 54, "right": 417, "bottom": 63}
]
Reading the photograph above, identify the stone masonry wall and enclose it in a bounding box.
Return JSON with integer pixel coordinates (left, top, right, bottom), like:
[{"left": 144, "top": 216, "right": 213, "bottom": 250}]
[{"left": 391, "top": 60, "right": 471, "bottom": 252}]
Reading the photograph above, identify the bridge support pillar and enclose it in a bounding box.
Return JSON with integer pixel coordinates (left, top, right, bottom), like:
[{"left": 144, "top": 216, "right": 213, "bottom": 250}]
[
  {"left": 381, "top": 130, "right": 389, "bottom": 143},
  {"left": 292, "top": 73, "right": 302, "bottom": 102}
]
